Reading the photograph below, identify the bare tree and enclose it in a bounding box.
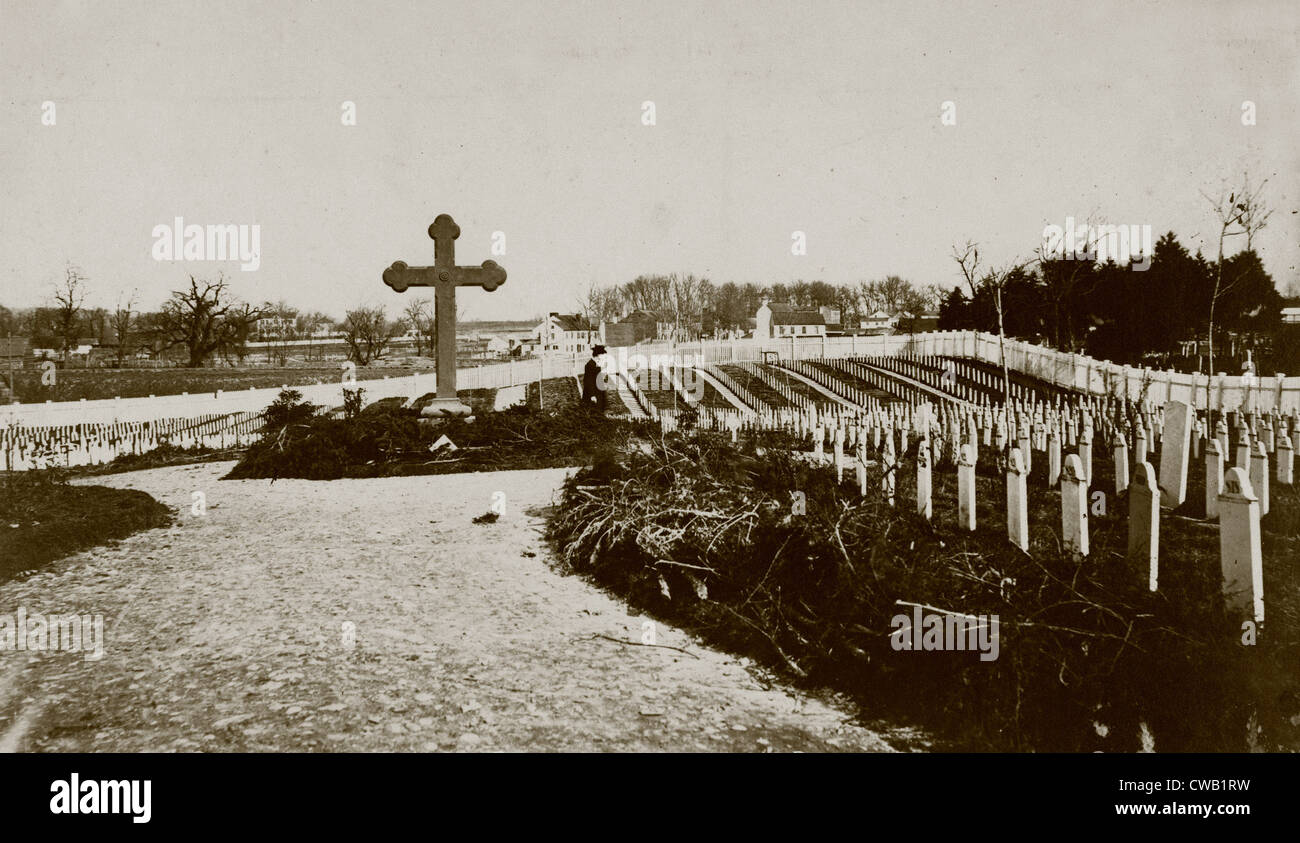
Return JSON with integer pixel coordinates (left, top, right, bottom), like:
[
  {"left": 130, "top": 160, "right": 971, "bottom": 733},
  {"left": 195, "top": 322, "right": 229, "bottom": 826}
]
[
  {"left": 261, "top": 300, "right": 299, "bottom": 366},
  {"left": 51, "top": 263, "right": 88, "bottom": 353},
  {"left": 111, "top": 290, "right": 137, "bottom": 365},
  {"left": 342, "top": 304, "right": 400, "bottom": 365},
  {"left": 1200, "top": 173, "right": 1271, "bottom": 413},
  {"left": 953, "top": 240, "right": 1034, "bottom": 429},
  {"left": 295, "top": 310, "right": 331, "bottom": 362},
  {"left": 151, "top": 275, "right": 265, "bottom": 367},
  {"left": 402, "top": 298, "right": 435, "bottom": 357}
]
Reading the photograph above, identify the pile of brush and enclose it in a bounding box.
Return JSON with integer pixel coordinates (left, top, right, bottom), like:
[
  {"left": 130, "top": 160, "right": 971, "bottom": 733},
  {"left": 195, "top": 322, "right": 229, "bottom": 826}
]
[{"left": 547, "top": 429, "right": 1298, "bottom": 751}]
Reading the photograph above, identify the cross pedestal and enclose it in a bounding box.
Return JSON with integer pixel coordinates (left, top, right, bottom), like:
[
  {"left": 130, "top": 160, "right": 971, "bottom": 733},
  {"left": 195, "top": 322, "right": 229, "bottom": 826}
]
[{"left": 383, "top": 214, "right": 506, "bottom": 417}]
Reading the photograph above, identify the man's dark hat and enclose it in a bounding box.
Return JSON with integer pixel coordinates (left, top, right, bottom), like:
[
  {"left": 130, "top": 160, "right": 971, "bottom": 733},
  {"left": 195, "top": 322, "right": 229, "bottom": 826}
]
[{"left": 592, "top": 344, "right": 607, "bottom": 355}]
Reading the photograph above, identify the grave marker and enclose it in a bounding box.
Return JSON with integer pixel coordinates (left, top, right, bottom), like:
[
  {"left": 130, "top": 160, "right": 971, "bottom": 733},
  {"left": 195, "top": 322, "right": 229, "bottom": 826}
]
[
  {"left": 1249, "top": 441, "right": 1269, "bottom": 517},
  {"left": 1278, "top": 434, "right": 1294, "bottom": 485},
  {"left": 1218, "top": 467, "right": 1264, "bottom": 629},
  {"left": 383, "top": 214, "right": 507, "bottom": 416},
  {"left": 1128, "top": 461, "right": 1159, "bottom": 591},
  {"left": 957, "top": 443, "right": 976, "bottom": 531},
  {"left": 1061, "top": 454, "right": 1089, "bottom": 557},
  {"left": 1078, "top": 428, "right": 1093, "bottom": 487},
  {"left": 1157, "top": 400, "right": 1191, "bottom": 507},
  {"left": 1204, "top": 438, "right": 1224, "bottom": 520},
  {"left": 1113, "top": 434, "right": 1129, "bottom": 495},
  {"left": 1007, "top": 449, "right": 1029, "bottom": 552},
  {"left": 882, "top": 430, "right": 896, "bottom": 506},
  {"left": 916, "top": 440, "right": 932, "bottom": 521}
]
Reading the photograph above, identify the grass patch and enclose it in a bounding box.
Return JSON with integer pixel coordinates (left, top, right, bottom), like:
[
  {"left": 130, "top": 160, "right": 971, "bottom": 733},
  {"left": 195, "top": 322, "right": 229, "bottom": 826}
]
[{"left": 0, "top": 472, "right": 173, "bottom": 582}]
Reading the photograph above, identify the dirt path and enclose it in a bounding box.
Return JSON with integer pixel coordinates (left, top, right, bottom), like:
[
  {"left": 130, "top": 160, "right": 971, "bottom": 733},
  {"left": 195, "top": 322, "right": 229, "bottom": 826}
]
[{"left": 0, "top": 463, "right": 902, "bottom": 752}]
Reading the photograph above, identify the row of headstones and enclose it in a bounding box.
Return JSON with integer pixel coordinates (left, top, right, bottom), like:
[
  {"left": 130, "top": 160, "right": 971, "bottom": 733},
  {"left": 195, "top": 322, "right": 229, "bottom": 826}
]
[
  {"left": 849, "top": 353, "right": 1040, "bottom": 405},
  {"left": 832, "top": 358, "right": 959, "bottom": 410},
  {"left": 699, "top": 364, "right": 766, "bottom": 416},
  {"left": 658, "top": 394, "right": 1280, "bottom": 636},
  {"left": 778, "top": 358, "right": 895, "bottom": 413},
  {"left": 736, "top": 361, "right": 817, "bottom": 410},
  {"left": 2, "top": 411, "right": 264, "bottom": 470},
  {"left": 811, "top": 425, "right": 1270, "bottom": 637}
]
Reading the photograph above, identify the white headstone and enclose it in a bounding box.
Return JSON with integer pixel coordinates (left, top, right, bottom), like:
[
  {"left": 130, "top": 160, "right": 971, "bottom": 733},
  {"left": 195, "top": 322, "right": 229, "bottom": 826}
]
[
  {"left": 1007, "top": 449, "right": 1029, "bottom": 552},
  {"left": 1249, "top": 441, "right": 1269, "bottom": 517},
  {"left": 1205, "top": 438, "right": 1224, "bottom": 520},
  {"left": 1078, "top": 428, "right": 1093, "bottom": 487},
  {"left": 881, "top": 430, "right": 896, "bottom": 506},
  {"left": 1047, "top": 431, "right": 1061, "bottom": 487},
  {"left": 1278, "top": 434, "right": 1294, "bottom": 485},
  {"left": 1158, "top": 400, "right": 1191, "bottom": 508},
  {"left": 1113, "top": 434, "right": 1129, "bottom": 495},
  {"left": 1128, "top": 461, "right": 1159, "bottom": 592},
  {"left": 957, "top": 443, "right": 976, "bottom": 531},
  {"left": 1218, "top": 467, "right": 1264, "bottom": 628},
  {"left": 1061, "top": 453, "right": 1089, "bottom": 557},
  {"left": 916, "top": 440, "right": 932, "bottom": 521}
]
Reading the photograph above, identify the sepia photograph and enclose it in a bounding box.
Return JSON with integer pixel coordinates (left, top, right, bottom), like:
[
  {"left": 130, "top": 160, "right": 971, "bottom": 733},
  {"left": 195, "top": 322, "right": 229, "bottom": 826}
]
[{"left": 0, "top": 0, "right": 1296, "bottom": 826}]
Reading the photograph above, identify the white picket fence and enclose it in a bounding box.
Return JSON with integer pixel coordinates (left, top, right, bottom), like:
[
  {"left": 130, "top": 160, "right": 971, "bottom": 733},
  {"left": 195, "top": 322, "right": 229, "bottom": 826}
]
[{"left": 3, "top": 331, "right": 1297, "bottom": 472}]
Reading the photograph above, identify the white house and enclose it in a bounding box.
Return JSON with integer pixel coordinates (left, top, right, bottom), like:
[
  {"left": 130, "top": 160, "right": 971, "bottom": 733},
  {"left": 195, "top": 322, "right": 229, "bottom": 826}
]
[
  {"left": 862, "top": 310, "right": 895, "bottom": 331},
  {"left": 754, "top": 301, "right": 827, "bottom": 339},
  {"left": 535, "top": 312, "right": 598, "bottom": 354},
  {"left": 1281, "top": 307, "right": 1300, "bottom": 324}
]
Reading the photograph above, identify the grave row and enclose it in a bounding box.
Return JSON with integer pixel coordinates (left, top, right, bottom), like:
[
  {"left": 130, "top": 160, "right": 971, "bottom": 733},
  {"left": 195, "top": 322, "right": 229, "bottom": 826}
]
[
  {"left": 1, "top": 411, "right": 263, "bottom": 471},
  {"left": 654, "top": 393, "right": 1289, "bottom": 638}
]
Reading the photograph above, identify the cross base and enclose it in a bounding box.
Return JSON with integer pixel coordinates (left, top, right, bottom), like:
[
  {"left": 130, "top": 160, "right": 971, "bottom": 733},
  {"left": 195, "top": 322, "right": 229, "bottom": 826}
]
[{"left": 421, "top": 397, "right": 474, "bottom": 418}]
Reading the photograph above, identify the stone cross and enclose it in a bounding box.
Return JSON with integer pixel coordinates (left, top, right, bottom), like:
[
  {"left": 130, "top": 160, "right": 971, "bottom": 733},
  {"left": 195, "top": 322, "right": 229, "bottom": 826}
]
[
  {"left": 1006, "top": 449, "right": 1029, "bottom": 552},
  {"left": 1128, "top": 461, "right": 1160, "bottom": 592},
  {"left": 383, "top": 214, "right": 507, "bottom": 416},
  {"left": 1218, "top": 467, "right": 1264, "bottom": 629}
]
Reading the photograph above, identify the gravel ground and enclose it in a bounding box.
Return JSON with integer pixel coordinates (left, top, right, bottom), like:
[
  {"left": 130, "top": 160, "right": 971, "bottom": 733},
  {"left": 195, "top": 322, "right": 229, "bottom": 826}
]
[{"left": 0, "top": 462, "right": 903, "bottom": 752}]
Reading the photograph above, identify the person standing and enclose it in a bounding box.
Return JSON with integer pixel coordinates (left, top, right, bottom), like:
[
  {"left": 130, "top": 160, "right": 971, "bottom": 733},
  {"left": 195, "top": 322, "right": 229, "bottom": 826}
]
[{"left": 581, "top": 344, "right": 608, "bottom": 412}]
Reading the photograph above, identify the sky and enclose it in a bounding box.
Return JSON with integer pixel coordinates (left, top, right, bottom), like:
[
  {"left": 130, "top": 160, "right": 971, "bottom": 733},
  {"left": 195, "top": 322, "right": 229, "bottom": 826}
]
[{"left": 1, "top": 0, "right": 1296, "bottom": 322}]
